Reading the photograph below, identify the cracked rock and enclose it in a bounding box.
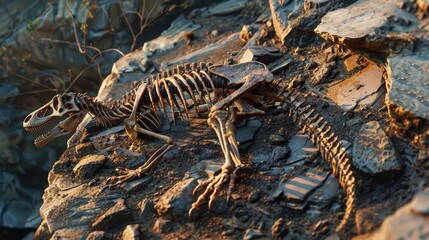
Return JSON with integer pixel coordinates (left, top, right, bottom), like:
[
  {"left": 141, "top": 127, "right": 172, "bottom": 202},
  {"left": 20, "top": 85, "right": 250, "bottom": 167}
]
[
  {"left": 352, "top": 121, "right": 402, "bottom": 175},
  {"left": 92, "top": 199, "right": 133, "bottom": 231},
  {"left": 154, "top": 178, "right": 198, "bottom": 221},
  {"left": 386, "top": 55, "right": 429, "bottom": 120}
]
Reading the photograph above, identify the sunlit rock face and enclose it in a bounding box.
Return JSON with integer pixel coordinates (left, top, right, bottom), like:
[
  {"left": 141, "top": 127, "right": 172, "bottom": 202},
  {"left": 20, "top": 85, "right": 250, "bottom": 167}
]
[
  {"left": 315, "top": 0, "right": 420, "bottom": 60},
  {"left": 385, "top": 55, "right": 429, "bottom": 160}
]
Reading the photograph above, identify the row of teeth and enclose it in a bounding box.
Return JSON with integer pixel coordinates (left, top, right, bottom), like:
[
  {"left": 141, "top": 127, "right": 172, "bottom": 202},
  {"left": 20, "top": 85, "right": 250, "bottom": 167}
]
[
  {"left": 35, "top": 130, "right": 52, "bottom": 142},
  {"left": 25, "top": 119, "right": 53, "bottom": 133}
]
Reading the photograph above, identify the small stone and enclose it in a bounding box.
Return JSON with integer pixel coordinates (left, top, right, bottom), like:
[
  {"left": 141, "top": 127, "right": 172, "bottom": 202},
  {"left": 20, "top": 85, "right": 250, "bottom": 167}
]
[
  {"left": 122, "top": 224, "right": 141, "bottom": 240},
  {"left": 269, "top": 134, "right": 287, "bottom": 145},
  {"left": 248, "top": 189, "right": 262, "bottom": 203},
  {"left": 243, "top": 228, "right": 267, "bottom": 240},
  {"left": 344, "top": 54, "right": 364, "bottom": 73},
  {"left": 138, "top": 198, "right": 155, "bottom": 219},
  {"left": 352, "top": 121, "right": 402, "bottom": 175},
  {"left": 139, "top": 56, "right": 153, "bottom": 73},
  {"left": 236, "top": 119, "right": 262, "bottom": 147},
  {"left": 211, "top": 29, "right": 219, "bottom": 37},
  {"left": 75, "top": 142, "right": 95, "bottom": 157},
  {"left": 92, "top": 199, "right": 133, "bottom": 231},
  {"left": 238, "top": 46, "right": 282, "bottom": 64},
  {"left": 87, "top": 231, "right": 110, "bottom": 240},
  {"left": 386, "top": 55, "right": 429, "bottom": 120},
  {"left": 222, "top": 229, "right": 235, "bottom": 236},
  {"left": 154, "top": 178, "right": 198, "bottom": 221},
  {"left": 152, "top": 218, "right": 176, "bottom": 234},
  {"left": 203, "top": 0, "right": 247, "bottom": 16},
  {"left": 270, "top": 146, "right": 291, "bottom": 162},
  {"left": 73, "top": 154, "right": 107, "bottom": 179}
]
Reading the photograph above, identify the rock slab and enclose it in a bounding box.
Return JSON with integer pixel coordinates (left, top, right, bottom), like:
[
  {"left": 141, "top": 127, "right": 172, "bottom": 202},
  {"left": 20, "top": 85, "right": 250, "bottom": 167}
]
[
  {"left": 315, "top": 0, "right": 419, "bottom": 55},
  {"left": 325, "top": 64, "right": 384, "bottom": 111},
  {"left": 352, "top": 121, "right": 402, "bottom": 175},
  {"left": 386, "top": 55, "right": 429, "bottom": 120}
]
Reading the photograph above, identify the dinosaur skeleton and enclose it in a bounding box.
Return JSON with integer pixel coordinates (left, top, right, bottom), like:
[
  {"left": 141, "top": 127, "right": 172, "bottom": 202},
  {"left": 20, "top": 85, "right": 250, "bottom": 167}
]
[{"left": 23, "top": 61, "right": 356, "bottom": 232}]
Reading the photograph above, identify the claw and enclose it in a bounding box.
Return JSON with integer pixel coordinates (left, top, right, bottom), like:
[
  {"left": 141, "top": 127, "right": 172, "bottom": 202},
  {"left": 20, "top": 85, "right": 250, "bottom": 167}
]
[
  {"left": 189, "top": 170, "right": 239, "bottom": 219},
  {"left": 188, "top": 206, "right": 198, "bottom": 220}
]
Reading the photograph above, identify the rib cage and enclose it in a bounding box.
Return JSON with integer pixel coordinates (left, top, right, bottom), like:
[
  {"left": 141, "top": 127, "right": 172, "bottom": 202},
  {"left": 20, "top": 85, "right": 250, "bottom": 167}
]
[
  {"left": 75, "top": 62, "right": 230, "bottom": 133},
  {"left": 112, "top": 62, "right": 229, "bottom": 129},
  {"left": 281, "top": 90, "right": 356, "bottom": 233}
]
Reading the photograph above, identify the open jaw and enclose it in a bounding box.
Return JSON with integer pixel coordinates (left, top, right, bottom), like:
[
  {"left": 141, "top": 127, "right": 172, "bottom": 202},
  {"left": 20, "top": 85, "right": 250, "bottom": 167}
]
[{"left": 24, "top": 112, "right": 83, "bottom": 147}]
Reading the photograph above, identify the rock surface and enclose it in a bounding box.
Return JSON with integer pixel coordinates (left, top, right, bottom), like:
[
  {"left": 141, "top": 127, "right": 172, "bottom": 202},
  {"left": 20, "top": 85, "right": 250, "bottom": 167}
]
[
  {"left": 325, "top": 63, "right": 384, "bottom": 111},
  {"left": 367, "top": 188, "right": 429, "bottom": 240},
  {"left": 352, "top": 121, "right": 402, "bottom": 175},
  {"left": 154, "top": 178, "right": 198, "bottom": 221},
  {"left": 386, "top": 55, "right": 429, "bottom": 120},
  {"left": 73, "top": 154, "right": 107, "bottom": 179},
  {"left": 315, "top": 0, "right": 419, "bottom": 57}
]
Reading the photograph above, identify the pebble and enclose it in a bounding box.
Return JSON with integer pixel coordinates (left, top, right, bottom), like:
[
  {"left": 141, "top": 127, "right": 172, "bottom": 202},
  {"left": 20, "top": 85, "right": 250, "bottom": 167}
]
[
  {"left": 270, "top": 146, "right": 291, "bottom": 162},
  {"left": 269, "top": 134, "right": 288, "bottom": 145},
  {"left": 153, "top": 218, "right": 176, "bottom": 234},
  {"left": 122, "top": 224, "right": 141, "bottom": 240}
]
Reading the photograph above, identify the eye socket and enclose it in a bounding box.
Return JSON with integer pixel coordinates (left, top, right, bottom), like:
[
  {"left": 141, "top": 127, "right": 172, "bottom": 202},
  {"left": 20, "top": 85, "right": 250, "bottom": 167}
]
[{"left": 53, "top": 97, "right": 59, "bottom": 108}]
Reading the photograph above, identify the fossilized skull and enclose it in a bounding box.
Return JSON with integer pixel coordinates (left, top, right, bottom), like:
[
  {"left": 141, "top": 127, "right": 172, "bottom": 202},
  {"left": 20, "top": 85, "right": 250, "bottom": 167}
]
[{"left": 23, "top": 93, "right": 83, "bottom": 147}]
